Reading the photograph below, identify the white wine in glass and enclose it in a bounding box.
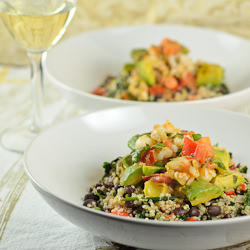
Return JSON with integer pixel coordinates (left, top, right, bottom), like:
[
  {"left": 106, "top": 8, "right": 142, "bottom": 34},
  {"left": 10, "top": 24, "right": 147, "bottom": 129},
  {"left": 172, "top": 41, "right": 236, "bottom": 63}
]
[{"left": 0, "top": 0, "right": 77, "bottom": 153}]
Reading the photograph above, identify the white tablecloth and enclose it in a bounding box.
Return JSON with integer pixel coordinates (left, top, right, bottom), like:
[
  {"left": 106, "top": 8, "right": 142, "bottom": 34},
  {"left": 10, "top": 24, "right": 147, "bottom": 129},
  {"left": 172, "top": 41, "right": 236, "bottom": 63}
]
[{"left": 0, "top": 65, "right": 250, "bottom": 250}]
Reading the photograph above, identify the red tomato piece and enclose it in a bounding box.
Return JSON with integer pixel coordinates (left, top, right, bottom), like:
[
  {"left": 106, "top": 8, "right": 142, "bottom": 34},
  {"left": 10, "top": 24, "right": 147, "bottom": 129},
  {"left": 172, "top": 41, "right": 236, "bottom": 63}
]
[
  {"left": 186, "top": 217, "right": 196, "bottom": 221},
  {"left": 162, "top": 76, "right": 178, "bottom": 90},
  {"left": 239, "top": 183, "right": 246, "bottom": 191},
  {"left": 180, "top": 72, "right": 196, "bottom": 90},
  {"left": 149, "top": 84, "right": 165, "bottom": 96},
  {"left": 166, "top": 213, "right": 175, "bottom": 219},
  {"left": 111, "top": 211, "right": 131, "bottom": 217},
  {"left": 194, "top": 137, "right": 214, "bottom": 163},
  {"left": 92, "top": 88, "right": 105, "bottom": 96},
  {"left": 229, "top": 164, "right": 236, "bottom": 170},
  {"left": 225, "top": 190, "right": 236, "bottom": 195},
  {"left": 182, "top": 137, "right": 197, "bottom": 157}
]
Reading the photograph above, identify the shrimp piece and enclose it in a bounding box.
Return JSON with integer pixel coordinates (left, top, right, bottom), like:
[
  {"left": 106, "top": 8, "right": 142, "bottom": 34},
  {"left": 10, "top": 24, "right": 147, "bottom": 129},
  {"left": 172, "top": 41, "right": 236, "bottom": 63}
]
[{"left": 135, "top": 135, "right": 153, "bottom": 149}]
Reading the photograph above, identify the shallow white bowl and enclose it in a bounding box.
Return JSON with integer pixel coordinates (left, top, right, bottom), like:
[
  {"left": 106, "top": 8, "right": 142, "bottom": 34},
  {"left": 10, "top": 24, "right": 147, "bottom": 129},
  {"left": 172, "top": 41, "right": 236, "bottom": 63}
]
[
  {"left": 24, "top": 105, "right": 250, "bottom": 250},
  {"left": 45, "top": 24, "right": 250, "bottom": 112}
]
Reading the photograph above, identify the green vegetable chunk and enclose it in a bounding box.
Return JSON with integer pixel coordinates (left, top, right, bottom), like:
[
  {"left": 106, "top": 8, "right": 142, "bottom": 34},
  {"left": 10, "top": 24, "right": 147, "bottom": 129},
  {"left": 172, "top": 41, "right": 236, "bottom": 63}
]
[
  {"left": 128, "top": 132, "right": 151, "bottom": 150},
  {"left": 142, "top": 165, "right": 165, "bottom": 176},
  {"left": 137, "top": 59, "right": 156, "bottom": 86},
  {"left": 120, "top": 164, "right": 143, "bottom": 186},
  {"left": 122, "top": 154, "right": 133, "bottom": 168},
  {"left": 196, "top": 64, "right": 224, "bottom": 86},
  {"left": 213, "top": 173, "right": 246, "bottom": 191},
  {"left": 213, "top": 147, "right": 230, "bottom": 174},
  {"left": 183, "top": 179, "right": 223, "bottom": 206},
  {"left": 131, "top": 49, "right": 148, "bottom": 62},
  {"left": 244, "top": 192, "right": 250, "bottom": 206}
]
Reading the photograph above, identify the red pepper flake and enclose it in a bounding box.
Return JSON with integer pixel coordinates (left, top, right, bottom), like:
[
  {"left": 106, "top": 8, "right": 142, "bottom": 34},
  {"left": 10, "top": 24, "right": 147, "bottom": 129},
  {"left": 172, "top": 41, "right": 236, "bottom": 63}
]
[
  {"left": 225, "top": 190, "right": 236, "bottom": 195},
  {"left": 229, "top": 164, "right": 236, "bottom": 170},
  {"left": 166, "top": 213, "right": 174, "bottom": 220},
  {"left": 186, "top": 217, "right": 196, "bottom": 221},
  {"left": 92, "top": 88, "right": 105, "bottom": 96},
  {"left": 239, "top": 183, "right": 246, "bottom": 191},
  {"left": 111, "top": 211, "right": 131, "bottom": 217}
]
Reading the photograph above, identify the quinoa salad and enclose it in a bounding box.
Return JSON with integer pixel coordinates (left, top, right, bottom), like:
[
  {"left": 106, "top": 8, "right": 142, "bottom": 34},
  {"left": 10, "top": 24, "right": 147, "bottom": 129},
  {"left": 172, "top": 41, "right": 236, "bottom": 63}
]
[
  {"left": 83, "top": 120, "right": 250, "bottom": 222},
  {"left": 92, "top": 37, "right": 229, "bottom": 102}
]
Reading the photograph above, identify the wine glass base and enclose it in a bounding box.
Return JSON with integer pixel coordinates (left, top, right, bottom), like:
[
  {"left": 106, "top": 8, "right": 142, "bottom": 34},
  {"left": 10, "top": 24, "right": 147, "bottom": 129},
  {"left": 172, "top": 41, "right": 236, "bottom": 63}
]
[{"left": 0, "top": 127, "right": 37, "bottom": 154}]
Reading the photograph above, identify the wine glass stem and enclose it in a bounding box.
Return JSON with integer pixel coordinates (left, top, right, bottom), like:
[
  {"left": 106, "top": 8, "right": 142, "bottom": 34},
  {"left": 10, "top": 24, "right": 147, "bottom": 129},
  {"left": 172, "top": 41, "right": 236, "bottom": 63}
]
[{"left": 27, "top": 51, "right": 47, "bottom": 133}]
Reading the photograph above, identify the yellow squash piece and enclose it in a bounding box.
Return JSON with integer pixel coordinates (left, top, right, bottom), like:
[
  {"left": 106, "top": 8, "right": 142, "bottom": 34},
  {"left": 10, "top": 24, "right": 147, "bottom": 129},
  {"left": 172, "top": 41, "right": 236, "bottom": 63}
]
[
  {"left": 183, "top": 179, "right": 223, "bottom": 206},
  {"left": 142, "top": 165, "right": 165, "bottom": 176},
  {"left": 120, "top": 164, "right": 143, "bottom": 186},
  {"left": 196, "top": 64, "right": 224, "bottom": 86},
  {"left": 213, "top": 147, "right": 230, "bottom": 174},
  {"left": 137, "top": 58, "right": 156, "bottom": 86},
  {"left": 213, "top": 173, "right": 246, "bottom": 191},
  {"left": 144, "top": 179, "right": 169, "bottom": 197}
]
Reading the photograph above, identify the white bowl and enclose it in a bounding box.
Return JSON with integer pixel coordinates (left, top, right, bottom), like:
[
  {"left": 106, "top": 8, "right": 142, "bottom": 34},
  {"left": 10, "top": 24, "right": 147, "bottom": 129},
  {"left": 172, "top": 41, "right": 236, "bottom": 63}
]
[
  {"left": 45, "top": 24, "right": 250, "bottom": 112},
  {"left": 24, "top": 105, "right": 250, "bottom": 250}
]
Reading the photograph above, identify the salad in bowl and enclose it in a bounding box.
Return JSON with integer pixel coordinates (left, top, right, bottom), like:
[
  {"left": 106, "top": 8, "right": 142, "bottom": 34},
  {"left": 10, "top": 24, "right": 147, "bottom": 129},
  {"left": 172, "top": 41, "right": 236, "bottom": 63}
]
[
  {"left": 92, "top": 37, "right": 229, "bottom": 102},
  {"left": 83, "top": 120, "right": 249, "bottom": 221}
]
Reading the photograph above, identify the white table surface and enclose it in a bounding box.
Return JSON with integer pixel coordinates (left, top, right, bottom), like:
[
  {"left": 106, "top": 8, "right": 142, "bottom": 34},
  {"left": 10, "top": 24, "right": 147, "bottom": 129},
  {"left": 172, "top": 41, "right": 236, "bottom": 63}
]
[{"left": 0, "top": 65, "right": 250, "bottom": 250}]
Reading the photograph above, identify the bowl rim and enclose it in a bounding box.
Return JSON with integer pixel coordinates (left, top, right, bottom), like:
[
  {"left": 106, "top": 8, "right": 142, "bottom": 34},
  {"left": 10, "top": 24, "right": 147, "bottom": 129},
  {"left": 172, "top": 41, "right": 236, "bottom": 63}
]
[
  {"left": 45, "top": 23, "right": 250, "bottom": 107},
  {"left": 23, "top": 104, "right": 250, "bottom": 227}
]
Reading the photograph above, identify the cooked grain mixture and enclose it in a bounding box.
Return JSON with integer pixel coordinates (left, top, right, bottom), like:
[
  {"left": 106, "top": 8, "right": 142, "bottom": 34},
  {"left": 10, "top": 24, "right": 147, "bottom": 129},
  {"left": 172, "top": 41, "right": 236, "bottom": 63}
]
[
  {"left": 83, "top": 120, "right": 249, "bottom": 221},
  {"left": 92, "top": 38, "right": 229, "bottom": 102}
]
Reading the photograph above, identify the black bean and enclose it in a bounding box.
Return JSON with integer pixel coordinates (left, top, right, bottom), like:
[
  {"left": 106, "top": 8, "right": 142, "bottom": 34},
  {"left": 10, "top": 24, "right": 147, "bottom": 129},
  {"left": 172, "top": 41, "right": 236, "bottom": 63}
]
[
  {"left": 84, "top": 193, "right": 99, "bottom": 201},
  {"left": 94, "top": 183, "right": 102, "bottom": 188},
  {"left": 189, "top": 207, "right": 200, "bottom": 217},
  {"left": 103, "top": 181, "right": 114, "bottom": 189},
  {"left": 125, "top": 185, "right": 135, "bottom": 195},
  {"left": 135, "top": 205, "right": 143, "bottom": 213},
  {"left": 209, "top": 199, "right": 217, "bottom": 204},
  {"left": 96, "top": 190, "right": 105, "bottom": 196},
  {"left": 223, "top": 214, "right": 232, "bottom": 219},
  {"left": 125, "top": 201, "right": 137, "bottom": 209},
  {"left": 155, "top": 93, "right": 163, "bottom": 100},
  {"left": 114, "top": 183, "right": 121, "bottom": 191},
  {"left": 173, "top": 207, "right": 188, "bottom": 217},
  {"left": 207, "top": 205, "right": 221, "bottom": 216},
  {"left": 83, "top": 199, "right": 97, "bottom": 207}
]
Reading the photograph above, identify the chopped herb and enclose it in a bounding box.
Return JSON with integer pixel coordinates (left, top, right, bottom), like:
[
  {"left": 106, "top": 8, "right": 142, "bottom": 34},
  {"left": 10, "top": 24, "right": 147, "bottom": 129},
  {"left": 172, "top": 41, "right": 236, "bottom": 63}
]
[
  {"left": 244, "top": 192, "right": 250, "bottom": 206},
  {"left": 141, "top": 196, "right": 178, "bottom": 202},
  {"left": 190, "top": 153, "right": 194, "bottom": 157},
  {"left": 136, "top": 209, "right": 146, "bottom": 218},
  {"left": 230, "top": 202, "right": 235, "bottom": 206},
  {"left": 172, "top": 133, "right": 184, "bottom": 139},
  {"left": 94, "top": 207, "right": 102, "bottom": 211},
  {"left": 213, "top": 143, "right": 219, "bottom": 147},
  {"left": 181, "top": 215, "right": 188, "bottom": 220},
  {"left": 131, "top": 149, "right": 142, "bottom": 163},
  {"left": 96, "top": 192, "right": 105, "bottom": 199},
  {"left": 192, "top": 134, "right": 202, "bottom": 141},
  {"left": 215, "top": 160, "right": 226, "bottom": 170},
  {"left": 121, "top": 197, "right": 139, "bottom": 201},
  {"left": 229, "top": 152, "right": 233, "bottom": 159},
  {"left": 154, "top": 161, "right": 166, "bottom": 168},
  {"left": 233, "top": 175, "right": 238, "bottom": 183},
  {"left": 240, "top": 166, "right": 248, "bottom": 174},
  {"left": 128, "top": 132, "right": 151, "bottom": 150},
  {"left": 151, "top": 143, "right": 166, "bottom": 149},
  {"left": 103, "top": 162, "right": 112, "bottom": 176},
  {"left": 102, "top": 157, "right": 120, "bottom": 177},
  {"left": 166, "top": 133, "right": 172, "bottom": 137}
]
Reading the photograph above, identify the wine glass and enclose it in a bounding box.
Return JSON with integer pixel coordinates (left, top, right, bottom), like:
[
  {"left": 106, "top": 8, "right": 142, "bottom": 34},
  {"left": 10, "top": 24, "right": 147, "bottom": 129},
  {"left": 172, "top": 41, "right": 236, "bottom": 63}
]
[{"left": 0, "top": 0, "right": 77, "bottom": 153}]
